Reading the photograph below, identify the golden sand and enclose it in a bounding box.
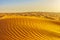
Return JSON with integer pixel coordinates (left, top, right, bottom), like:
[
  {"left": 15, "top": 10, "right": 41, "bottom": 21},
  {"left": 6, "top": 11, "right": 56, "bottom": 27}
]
[{"left": 0, "top": 13, "right": 60, "bottom": 40}]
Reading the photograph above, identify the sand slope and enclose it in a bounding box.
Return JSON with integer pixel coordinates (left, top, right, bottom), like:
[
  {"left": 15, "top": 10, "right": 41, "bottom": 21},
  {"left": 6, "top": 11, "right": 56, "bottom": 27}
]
[{"left": 0, "top": 13, "right": 60, "bottom": 40}]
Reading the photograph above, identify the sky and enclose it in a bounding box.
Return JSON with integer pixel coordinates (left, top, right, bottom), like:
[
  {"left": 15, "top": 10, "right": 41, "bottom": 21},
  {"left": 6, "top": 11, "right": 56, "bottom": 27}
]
[{"left": 0, "top": 0, "right": 60, "bottom": 13}]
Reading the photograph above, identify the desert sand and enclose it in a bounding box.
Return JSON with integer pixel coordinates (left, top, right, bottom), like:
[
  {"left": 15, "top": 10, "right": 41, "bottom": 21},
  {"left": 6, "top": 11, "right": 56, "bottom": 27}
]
[{"left": 0, "top": 12, "right": 60, "bottom": 40}]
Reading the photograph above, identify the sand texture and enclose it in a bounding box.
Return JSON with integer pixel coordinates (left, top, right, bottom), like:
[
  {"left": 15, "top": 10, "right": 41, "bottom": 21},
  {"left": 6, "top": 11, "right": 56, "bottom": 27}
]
[{"left": 0, "top": 12, "right": 60, "bottom": 40}]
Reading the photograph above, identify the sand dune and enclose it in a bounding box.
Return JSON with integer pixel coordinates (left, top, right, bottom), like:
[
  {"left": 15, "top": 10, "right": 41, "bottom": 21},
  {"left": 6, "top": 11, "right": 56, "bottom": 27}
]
[{"left": 0, "top": 12, "right": 60, "bottom": 40}]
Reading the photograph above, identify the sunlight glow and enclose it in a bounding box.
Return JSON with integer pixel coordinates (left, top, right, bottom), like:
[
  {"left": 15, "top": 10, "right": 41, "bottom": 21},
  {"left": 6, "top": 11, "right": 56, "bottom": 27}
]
[{"left": 0, "top": 0, "right": 60, "bottom": 13}]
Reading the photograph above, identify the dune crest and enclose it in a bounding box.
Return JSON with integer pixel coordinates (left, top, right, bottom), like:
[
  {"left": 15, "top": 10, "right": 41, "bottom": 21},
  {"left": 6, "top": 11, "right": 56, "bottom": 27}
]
[{"left": 0, "top": 13, "right": 60, "bottom": 40}]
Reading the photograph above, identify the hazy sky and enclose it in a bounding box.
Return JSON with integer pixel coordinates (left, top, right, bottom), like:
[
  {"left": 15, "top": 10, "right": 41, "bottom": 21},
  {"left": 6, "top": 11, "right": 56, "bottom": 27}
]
[{"left": 0, "top": 0, "right": 60, "bottom": 13}]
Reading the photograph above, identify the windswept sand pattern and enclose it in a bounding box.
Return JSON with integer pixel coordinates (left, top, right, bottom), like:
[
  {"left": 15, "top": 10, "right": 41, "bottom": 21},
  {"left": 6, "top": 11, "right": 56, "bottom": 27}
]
[{"left": 0, "top": 13, "right": 60, "bottom": 40}]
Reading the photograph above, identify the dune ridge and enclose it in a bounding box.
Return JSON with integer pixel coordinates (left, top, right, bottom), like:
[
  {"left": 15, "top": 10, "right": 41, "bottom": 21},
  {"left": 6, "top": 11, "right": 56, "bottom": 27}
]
[{"left": 0, "top": 12, "right": 60, "bottom": 40}]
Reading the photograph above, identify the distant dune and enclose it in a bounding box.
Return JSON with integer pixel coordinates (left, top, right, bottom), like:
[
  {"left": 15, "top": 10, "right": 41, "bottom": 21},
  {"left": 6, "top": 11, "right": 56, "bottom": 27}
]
[{"left": 0, "top": 12, "right": 60, "bottom": 40}]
